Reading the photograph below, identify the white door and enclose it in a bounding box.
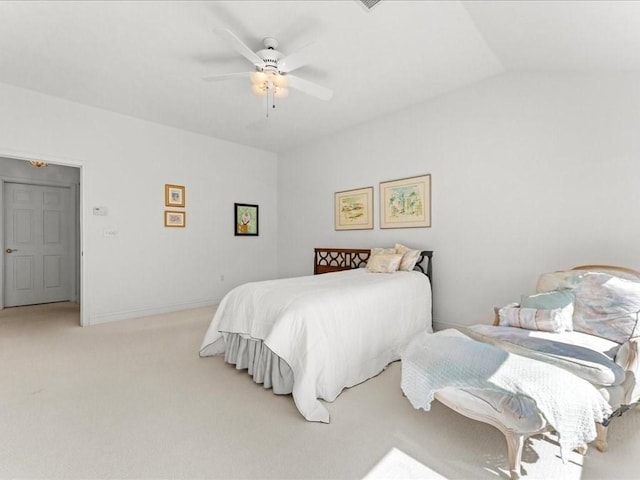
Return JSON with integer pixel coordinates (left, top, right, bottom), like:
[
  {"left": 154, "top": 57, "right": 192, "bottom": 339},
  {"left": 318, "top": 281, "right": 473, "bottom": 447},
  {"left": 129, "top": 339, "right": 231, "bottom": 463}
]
[{"left": 3, "top": 183, "right": 72, "bottom": 307}]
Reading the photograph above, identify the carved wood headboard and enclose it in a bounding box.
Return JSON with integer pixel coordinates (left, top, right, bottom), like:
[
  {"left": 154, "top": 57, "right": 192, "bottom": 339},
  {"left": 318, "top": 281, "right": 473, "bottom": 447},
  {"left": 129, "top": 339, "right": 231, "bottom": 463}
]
[
  {"left": 571, "top": 264, "right": 640, "bottom": 277},
  {"left": 314, "top": 247, "right": 433, "bottom": 283}
]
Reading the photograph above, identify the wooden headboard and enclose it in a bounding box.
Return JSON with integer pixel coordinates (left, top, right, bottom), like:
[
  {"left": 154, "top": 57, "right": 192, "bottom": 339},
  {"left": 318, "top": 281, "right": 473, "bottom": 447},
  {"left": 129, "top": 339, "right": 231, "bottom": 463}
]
[
  {"left": 571, "top": 264, "right": 640, "bottom": 277},
  {"left": 314, "top": 247, "right": 433, "bottom": 282}
]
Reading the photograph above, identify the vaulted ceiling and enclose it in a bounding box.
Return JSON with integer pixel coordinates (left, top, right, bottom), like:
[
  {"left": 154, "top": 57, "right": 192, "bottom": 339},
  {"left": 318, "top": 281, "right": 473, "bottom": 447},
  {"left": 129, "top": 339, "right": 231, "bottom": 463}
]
[{"left": 1, "top": 1, "right": 639, "bottom": 153}]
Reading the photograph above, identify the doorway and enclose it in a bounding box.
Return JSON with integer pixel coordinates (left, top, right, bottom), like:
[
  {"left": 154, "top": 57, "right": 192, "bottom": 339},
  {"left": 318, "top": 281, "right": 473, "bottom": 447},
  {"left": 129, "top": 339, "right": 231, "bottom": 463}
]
[{"left": 0, "top": 157, "right": 81, "bottom": 324}]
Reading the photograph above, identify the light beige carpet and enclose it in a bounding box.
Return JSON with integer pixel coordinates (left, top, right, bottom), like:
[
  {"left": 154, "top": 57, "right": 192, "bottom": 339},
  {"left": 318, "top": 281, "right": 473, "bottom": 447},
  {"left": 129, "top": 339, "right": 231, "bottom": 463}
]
[{"left": 0, "top": 302, "right": 638, "bottom": 479}]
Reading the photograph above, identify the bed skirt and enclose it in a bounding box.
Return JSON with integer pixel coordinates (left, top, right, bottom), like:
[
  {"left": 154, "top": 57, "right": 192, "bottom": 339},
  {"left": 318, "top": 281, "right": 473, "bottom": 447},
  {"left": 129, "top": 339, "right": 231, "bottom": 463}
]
[{"left": 223, "top": 333, "right": 294, "bottom": 394}]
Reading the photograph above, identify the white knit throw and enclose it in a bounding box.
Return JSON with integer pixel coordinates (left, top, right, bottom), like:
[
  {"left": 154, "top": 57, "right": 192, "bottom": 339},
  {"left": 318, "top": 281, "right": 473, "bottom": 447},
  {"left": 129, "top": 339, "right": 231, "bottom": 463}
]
[{"left": 401, "top": 329, "right": 612, "bottom": 461}]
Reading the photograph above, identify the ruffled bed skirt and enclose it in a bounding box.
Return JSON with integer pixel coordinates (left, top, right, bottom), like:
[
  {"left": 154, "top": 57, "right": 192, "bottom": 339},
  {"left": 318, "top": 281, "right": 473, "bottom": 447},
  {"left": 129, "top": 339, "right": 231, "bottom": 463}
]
[{"left": 223, "top": 333, "right": 294, "bottom": 394}]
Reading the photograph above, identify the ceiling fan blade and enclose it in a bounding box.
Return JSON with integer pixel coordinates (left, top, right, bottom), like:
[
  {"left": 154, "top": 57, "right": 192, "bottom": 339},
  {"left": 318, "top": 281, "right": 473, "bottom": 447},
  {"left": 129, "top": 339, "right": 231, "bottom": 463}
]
[
  {"left": 213, "top": 28, "right": 264, "bottom": 68},
  {"left": 287, "top": 75, "right": 333, "bottom": 101},
  {"left": 202, "top": 72, "right": 252, "bottom": 82},
  {"left": 278, "top": 42, "right": 317, "bottom": 73}
]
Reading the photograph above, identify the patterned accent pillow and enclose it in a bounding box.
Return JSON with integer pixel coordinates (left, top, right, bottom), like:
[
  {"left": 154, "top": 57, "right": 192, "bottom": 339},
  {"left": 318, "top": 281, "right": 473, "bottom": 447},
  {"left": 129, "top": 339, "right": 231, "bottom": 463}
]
[
  {"left": 366, "top": 253, "right": 403, "bottom": 273},
  {"left": 498, "top": 303, "right": 574, "bottom": 333},
  {"left": 395, "top": 243, "right": 421, "bottom": 271},
  {"left": 520, "top": 290, "right": 574, "bottom": 331}
]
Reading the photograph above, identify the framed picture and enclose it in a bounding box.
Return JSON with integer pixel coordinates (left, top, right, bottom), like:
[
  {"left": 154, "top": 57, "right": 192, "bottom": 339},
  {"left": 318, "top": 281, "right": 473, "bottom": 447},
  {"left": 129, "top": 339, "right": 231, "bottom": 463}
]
[
  {"left": 334, "top": 186, "right": 374, "bottom": 231},
  {"left": 164, "top": 210, "right": 186, "bottom": 228},
  {"left": 234, "top": 203, "right": 259, "bottom": 236},
  {"left": 380, "top": 174, "right": 431, "bottom": 229},
  {"left": 165, "top": 184, "right": 185, "bottom": 207}
]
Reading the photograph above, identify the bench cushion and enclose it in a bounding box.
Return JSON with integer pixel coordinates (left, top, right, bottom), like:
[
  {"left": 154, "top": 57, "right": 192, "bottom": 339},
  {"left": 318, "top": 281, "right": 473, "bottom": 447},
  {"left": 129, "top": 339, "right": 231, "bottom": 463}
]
[{"left": 466, "top": 324, "right": 625, "bottom": 387}]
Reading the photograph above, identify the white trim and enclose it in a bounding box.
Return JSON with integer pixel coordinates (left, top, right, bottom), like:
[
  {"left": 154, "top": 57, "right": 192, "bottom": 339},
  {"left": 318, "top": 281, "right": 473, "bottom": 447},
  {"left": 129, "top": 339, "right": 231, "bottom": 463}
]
[
  {"left": 0, "top": 181, "right": 4, "bottom": 311},
  {"left": 88, "top": 298, "right": 219, "bottom": 326},
  {"left": 0, "top": 148, "right": 87, "bottom": 327},
  {"left": 69, "top": 183, "right": 79, "bottom": 303},
  {"left": 0, "top": 173, "right": 73, "bottom": 187},
  {"left": 0, "top": 148, "right": 83, "bottom": 169}
]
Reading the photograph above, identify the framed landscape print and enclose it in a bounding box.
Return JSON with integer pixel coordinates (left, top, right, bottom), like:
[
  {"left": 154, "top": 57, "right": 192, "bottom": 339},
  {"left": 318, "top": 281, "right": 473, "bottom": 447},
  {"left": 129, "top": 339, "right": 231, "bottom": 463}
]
[
  {"left": 164, "top": 210, "right": 186, "bottom": 228},
  {"left": 165, "top": 184, "right": 185, "bottom": 207},
  {"left": 235, "top": 203, "right": 259, "bottom": 236},
  {"left": 334, "top": 186, "right": 374, "bottom": 230},
  {"left": 380, "top": 174, "right": 431, "bottom": 229}
]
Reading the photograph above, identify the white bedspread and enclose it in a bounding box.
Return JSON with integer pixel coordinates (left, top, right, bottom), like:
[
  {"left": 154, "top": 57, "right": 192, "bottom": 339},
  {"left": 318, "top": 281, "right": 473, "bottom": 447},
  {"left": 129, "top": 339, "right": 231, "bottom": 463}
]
[
  {"left": 200, "top": 269, "right": 432, "bottom": 422},
  {"left": 401, "top": 329, "right": 612, "bottom": 460}
]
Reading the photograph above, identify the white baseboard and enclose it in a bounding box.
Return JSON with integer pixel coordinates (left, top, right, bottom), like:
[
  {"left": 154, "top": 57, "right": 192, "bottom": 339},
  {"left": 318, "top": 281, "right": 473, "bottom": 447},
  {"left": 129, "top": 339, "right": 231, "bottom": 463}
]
[
  {"left": 88, "top": 298, "right": 220, "bottom": 326},
  {"left": 433, "top": 320, "right": 469, "bottom": 332},
  {"left": 89, "top": 305, "right": 483, "bottom": 330}
]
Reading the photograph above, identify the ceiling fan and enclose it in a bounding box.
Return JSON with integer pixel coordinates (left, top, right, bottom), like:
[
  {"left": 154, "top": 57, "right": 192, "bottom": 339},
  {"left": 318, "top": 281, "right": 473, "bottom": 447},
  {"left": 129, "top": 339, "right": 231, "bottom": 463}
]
[{"left": 202, "top": 28, "right": 333, "bottom": 112}]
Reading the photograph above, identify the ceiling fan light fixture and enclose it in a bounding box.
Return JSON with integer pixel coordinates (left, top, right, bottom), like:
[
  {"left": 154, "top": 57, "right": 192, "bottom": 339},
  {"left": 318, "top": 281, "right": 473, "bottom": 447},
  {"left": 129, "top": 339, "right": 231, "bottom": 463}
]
[
  {"left": 251, "top": 84, "right": 267, "bottom": 96},
  {"left": 250, "top": 71, "right": 267, "bottom": 85},
  {"left": 274, "top": 87, "right": 289, "bottom": 99},
  {"left": 272, "top": 74, "right": 288, "bottom": 88},
  {"left": 206, "top": 28, "right": 334, "bottom": 113}
]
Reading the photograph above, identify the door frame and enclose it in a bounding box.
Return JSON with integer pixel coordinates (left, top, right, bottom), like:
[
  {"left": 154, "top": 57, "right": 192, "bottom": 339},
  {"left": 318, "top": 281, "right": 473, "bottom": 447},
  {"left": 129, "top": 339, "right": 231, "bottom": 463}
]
[{"left": 0, "top": 150, "right": 86, "bottom": 326}]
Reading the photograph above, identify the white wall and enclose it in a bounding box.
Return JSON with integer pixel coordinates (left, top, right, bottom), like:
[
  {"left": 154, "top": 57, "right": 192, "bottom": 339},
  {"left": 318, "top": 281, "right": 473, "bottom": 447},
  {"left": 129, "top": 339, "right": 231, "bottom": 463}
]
[
  {"left": 278, "top": 72, "right": 640, "bottom": 329},
  {"left": 0, "top": 83, "right": 278, "bottom": 325}
]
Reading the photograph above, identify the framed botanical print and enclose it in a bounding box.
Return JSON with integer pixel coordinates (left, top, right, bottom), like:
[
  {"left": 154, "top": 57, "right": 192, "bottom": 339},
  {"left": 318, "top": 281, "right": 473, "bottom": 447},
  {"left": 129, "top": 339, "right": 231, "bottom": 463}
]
[
  {"left": 334, "top": 186, "right": 374, "bottom": 230},
  {"left": 164, "top": 210, "right": 186, "bottom": 228},
  {"left": 380, "top": 174, "right": 431, "bottom": 228},
  {"left": 165, "top": 184, "right": 185, "bottom": 208}
]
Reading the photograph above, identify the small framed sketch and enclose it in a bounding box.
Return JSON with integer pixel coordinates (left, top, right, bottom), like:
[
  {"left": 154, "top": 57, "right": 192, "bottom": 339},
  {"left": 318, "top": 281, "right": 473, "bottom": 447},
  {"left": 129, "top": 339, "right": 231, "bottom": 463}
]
[
  {"left": 165, "top": 184, "right": 185, "bottom": 208},
  {"left": 235, "top": 203, "right": 259, "bottom": 236},
  {"left": 334, "top": 186, "right": 374, "bottom": 230},
  {"left": 380, "top": 174, "right": 431, "bottom": 229},
  {"left": 164, "top": 210, "right": 186, "bottom": 228}
]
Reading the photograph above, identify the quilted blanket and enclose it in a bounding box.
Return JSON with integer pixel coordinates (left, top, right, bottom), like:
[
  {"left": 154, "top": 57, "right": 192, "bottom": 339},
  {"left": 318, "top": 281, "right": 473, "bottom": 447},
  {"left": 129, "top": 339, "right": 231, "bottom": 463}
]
[
  {"left": 401, "top": 329, "right": 612, "bottom": 460},
  {"left": 201, "top": 268, "right": 431, "bottom": 422}
]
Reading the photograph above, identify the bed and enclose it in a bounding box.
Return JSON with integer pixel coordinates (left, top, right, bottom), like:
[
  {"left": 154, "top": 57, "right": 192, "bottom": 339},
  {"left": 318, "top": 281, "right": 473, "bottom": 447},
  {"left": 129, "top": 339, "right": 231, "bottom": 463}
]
[
  {"left": 401, "top": 265, "right": 640, "bottom": 479},
  {"left": 200, "top": 246, "right": 433, "bottom": 423}
]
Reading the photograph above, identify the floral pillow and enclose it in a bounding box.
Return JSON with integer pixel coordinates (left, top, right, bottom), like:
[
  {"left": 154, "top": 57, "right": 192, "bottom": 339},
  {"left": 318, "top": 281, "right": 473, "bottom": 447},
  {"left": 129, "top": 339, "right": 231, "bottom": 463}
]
[
  {"left": 520, "top": 290, "right": 574, "bottom": 331},
  {"left": 498, "top": 303, "right": 574, "bottom": 333}
]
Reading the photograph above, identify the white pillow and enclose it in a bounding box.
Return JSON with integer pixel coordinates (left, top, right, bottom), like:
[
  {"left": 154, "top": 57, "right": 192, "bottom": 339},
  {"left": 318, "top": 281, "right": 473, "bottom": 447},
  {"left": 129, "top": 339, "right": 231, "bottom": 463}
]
[
  {"left": 366, "top": 253, "right": 403, "bottom": 273},
  {"left": 395, "top": 243, "right": 421, "bottom": 271},
  {"left": 370, "top": 247, "right": 396, "bottom": 257},
  {"left": 366, "top": 247, "right": 396, "bottom": 268}
]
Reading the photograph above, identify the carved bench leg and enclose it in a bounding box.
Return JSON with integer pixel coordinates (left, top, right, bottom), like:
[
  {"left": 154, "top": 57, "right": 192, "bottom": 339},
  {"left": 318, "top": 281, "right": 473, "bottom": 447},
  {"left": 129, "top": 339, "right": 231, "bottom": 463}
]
[
  {"left": 575, "top": 444, "right": 588, "bottom": 455},
  {"left": 596, "top": 423, "right": 608, "bottom": 452},
  {"left": 505, "top": 431, "right": 524, "bottom": 480}
]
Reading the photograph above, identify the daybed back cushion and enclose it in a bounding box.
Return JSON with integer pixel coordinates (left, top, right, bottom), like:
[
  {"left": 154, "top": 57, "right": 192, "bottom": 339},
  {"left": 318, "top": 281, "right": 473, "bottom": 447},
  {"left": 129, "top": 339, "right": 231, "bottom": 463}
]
[{"left": 537, "top": 271, "right": 640, "bottom": 344}]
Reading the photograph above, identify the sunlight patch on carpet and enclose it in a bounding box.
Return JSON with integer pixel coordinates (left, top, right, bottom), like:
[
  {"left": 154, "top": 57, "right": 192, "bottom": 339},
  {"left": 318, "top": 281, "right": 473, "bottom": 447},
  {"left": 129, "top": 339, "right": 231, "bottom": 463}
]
[{"left": 363, "top": 448, "right": 447, "bottom": 480}]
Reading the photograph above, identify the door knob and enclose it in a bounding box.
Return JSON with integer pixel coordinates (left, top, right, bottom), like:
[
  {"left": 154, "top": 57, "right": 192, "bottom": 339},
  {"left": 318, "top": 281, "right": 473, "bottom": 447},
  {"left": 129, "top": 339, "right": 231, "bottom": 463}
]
[{"left": 5, "top": 248, "right": 17, "bottom": 253}]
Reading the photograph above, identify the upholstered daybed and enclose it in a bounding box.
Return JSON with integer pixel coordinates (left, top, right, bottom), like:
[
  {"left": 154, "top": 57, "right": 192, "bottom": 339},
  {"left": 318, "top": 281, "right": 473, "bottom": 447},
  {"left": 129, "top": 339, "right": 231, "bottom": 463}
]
[{"left": 401, "top": 265, "right": 640, "bottom": 479}]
